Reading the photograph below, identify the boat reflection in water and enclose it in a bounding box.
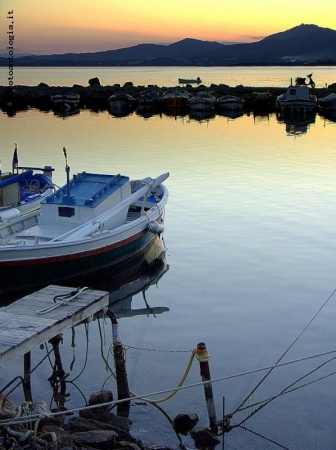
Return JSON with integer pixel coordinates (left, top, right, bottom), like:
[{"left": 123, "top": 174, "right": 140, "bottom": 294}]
[
  {"left": 276, "top": 111, "right": 316, "bottom": 135},
  {"left": 76, "top": 234, "right": 170, "bottom": 317}
]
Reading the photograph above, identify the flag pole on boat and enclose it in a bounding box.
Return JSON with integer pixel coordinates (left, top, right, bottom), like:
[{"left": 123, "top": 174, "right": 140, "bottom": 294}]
[{"left": 12, "top": 143, "right": 18, "bottom": 174}]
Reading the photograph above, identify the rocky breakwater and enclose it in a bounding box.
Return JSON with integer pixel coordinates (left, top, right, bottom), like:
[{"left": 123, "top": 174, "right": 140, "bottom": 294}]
[
  {"left": 1, "top": 77, "right": 335, "bottom": 115},
  {"left": 0, "top": 390, "right": 221, "bottom": 450}
]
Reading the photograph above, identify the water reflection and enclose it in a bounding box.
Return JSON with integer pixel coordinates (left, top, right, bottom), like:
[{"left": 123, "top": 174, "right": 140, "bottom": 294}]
[
  {"left": 188, "top": 110, "right": 216, "bottom": 123},
  {"left": 318, "top": 110, "right": 336, "bottom": 124},
  {"left": 276, "top": 111, "right": 316, "bottom": 135}
]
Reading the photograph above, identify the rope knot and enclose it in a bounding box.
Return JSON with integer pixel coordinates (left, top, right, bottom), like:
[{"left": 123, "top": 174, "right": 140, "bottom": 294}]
[{"left": 194, "top": 346, "right": 210, "bottom": 363}]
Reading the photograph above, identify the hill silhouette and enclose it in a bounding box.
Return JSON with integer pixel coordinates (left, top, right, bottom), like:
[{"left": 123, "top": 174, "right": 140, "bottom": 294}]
[{"left": 0, "top": 24, "right": 335, "bottom": 67}]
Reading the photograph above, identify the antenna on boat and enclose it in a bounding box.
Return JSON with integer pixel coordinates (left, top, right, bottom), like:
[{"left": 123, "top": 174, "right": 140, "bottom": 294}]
[{"left": 63, "top": 147, "right": 72, "bottom": 202}]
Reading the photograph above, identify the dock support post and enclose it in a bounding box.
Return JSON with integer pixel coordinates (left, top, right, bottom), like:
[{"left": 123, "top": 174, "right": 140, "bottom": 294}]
[
  {"left": 23, "top": 352, "right": 33, "bottom": 402},
  {"left": 48, "top": 334, "right": 68, "bottom": 408},
  {"left": 195, "top": 342, "right": 218, "bottom": 433},
  {"left": 106, "top": 310, "right": 130, "bottom": 417}
]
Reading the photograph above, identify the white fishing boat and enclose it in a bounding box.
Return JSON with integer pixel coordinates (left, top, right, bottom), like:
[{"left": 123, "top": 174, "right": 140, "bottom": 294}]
[
  {"left": 0, "top": 145, "right": 55, "bottom": 222},
  {"left": 276, "top": 75, "right": 317, "bottom": 115},
  {"left": 178, "top": 77, "right": 201, "bottom": 84},
  {"left": 0, "top": 148, "right": 169, "bottom": 294}
]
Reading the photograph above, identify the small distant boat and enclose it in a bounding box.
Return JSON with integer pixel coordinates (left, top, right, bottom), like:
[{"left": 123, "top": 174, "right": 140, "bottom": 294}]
[
  {"left": 0, "top": 145, "right": 55, "bottom": 222},
  {"left": 178, "top": 77, "right": 201, "bottom": 84},
  {"left": 276, "top": 75, "right": 317, "bottom": 115},
  {"left": 0, "top": 148, "right": 169, "bottom": 294},
  {"left": 188, "top": 92, "right": 216, "bottom": 112},
  {"left": 318, "top": 93, "right": 336, "bottom": 112},
  {"left": 162, "top": 89, "right": 189, "bottom": 109},
  {"left": 108, "top": 93, "right": 135, "bottom": 113},
  {"left": 216, "top": 94, "right": 245, "bottom": 111},
  {"left": 51, "top": 92, "right": 80, "bottom": 113}
]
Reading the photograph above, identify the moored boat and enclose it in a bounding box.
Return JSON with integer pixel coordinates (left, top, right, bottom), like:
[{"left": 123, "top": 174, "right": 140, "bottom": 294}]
[
  {"left": 51, "top": 92, "right": 80, "bottom": 112},
  {"left": 276, "top": 75, "right": 317, "bottom": 115},
  {"left": 188, "top": 92, "right": 216, "bottom": 112},
  {"left": 318, "top": 93, "right": 336, "bottom": 112},
  {"left": 162, "top": 89, "right": 189, "bottom": 109},
  {"left": 135, "top": 90, "right": 162, "bottom": 111},
  {"left": 0, "top": 145, "right": 55, "bottom": 222},
  {"left": 108, "top": 93, "right": 135, "bottom": 114},
  {"left": 0, "top": 148, "right": 169, "bottom": 294},
  {"left": 216, "top": 94, "right": 245, "bottom": 111},
  {"left": 178, "top": 77, "right": 201, "bottom": 84}
]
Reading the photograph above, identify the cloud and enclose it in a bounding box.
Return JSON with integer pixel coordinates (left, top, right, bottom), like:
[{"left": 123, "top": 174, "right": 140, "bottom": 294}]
[{"left": 243, "top": 35, "right": 265, "bottom": 41}]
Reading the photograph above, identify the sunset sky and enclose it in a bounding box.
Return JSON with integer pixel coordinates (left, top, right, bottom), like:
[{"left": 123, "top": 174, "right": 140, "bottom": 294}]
[{"left": 1, "top": 0, "right": 335, "bottom": 55}]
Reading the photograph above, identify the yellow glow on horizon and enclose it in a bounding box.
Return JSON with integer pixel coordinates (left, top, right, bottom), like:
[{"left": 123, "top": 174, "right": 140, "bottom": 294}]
[{"left": 0, "top": 0, "right": 335, "bottom": 54}]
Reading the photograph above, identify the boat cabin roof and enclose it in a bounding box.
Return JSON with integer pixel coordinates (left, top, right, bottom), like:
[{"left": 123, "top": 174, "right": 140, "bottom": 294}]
[{"left": 44, "top": 172, "right": 129, "bottom": 208}]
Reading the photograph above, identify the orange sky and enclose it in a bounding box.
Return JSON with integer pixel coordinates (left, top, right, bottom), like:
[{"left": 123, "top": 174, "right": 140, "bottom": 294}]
[{"left": 1, "top": 0, "right": 335, "bottom": 55}]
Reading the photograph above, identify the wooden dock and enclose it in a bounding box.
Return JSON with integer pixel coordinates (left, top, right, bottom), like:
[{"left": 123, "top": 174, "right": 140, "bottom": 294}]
[{"left": 0, "top": 285, "right": 109, "bottom": 368}]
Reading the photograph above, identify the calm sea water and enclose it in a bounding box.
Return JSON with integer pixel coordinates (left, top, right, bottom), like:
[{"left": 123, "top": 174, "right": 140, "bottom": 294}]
[
  {"left": 1, "top": 65, "right": 336, "bottom": 88},
  {"left": 0, "top": 67, "right": 336, "bottom": 449}
]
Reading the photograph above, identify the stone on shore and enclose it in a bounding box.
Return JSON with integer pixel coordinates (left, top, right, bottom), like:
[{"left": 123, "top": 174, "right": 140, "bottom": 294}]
[
  {"left": 0, "top": 392, "right": 17, "bottom": 420},
  {"left": 88, "top": 77, "right": 101, "bottom": 86}
]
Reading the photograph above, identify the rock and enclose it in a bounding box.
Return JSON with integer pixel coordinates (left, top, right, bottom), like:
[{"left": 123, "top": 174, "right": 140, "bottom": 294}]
[
  {"left": 123, "top": 81, "right": 134, "bottom": 89},
  {"left": 173, "top": 413, "right": 199, "bottom": 435},
  {"left": 117, "top": 441, "right": 142, "bottom": 450},
  {"left": 89, "top": 390, "right": 113, "bottom": 410},
  {"left": 30, "top": 400, "right": 58, "bottom": 429},
  {"left": 40, "top": 423, "right": 74, "bottom": 449},
  {"left": 30, "top": 400, "right": 53, "bottom": 417},
  {"left": 190, "top": 426, "right": 221, "bottom": 448},
  {"left": 71, "top": 429, "right": 117, "bottom": 448},
  {"left": 88, "top": 77, "right": 101, "bottom": 86},
  {"left": 79, "top": 407, "right": 132, "bottom": 431},
  {"left": 0, "top": 393, "right": 17, "bottom": 420}
]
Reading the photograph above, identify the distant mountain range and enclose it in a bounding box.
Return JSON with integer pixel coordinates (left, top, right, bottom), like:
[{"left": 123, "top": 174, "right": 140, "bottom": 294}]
[{"left": 1, "top": 24, "right": 336, "bottom": 67}]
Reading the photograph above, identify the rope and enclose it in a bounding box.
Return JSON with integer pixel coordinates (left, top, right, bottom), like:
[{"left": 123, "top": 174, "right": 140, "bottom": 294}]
[
  {"left": 232, "top": 288, "right": 336, "bottom": 415},
  {"left": 142, "top": 351, "right": 195, "bottom": 404},
  {"left": 237, "top": 355, "right": 336, "bottom": 414},
  {"left": 37, "top": 287, "right": 89, "bottom": 314},
  {"left": 239, "top": 425, "right": 291, "bottom": 450},
  {"left": 1, "top": 349, "right": 335, "bottom": 428}
]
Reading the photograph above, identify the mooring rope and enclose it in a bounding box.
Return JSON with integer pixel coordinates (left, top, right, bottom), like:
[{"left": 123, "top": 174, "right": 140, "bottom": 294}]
[
  {"left": 36, "top": 287, "right": 89, "bottom": 314},
  {"left": 232, "top": 287, "right": 336, "bottom": 416}
]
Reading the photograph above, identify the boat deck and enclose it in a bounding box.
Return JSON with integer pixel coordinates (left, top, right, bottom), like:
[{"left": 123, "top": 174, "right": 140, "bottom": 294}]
[{"left": 0, "top": 285, "right": 109, "bottom": 368}]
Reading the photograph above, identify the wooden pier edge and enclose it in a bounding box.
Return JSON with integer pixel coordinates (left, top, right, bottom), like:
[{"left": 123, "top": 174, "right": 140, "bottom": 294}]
[{"left": 0, "top": 285, "right": 109, "bottom": 368}]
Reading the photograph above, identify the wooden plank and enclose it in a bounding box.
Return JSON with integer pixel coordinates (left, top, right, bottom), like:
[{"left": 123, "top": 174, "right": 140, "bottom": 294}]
[{"left": 0, "top": 285, "right": 109, "bottom": 368}]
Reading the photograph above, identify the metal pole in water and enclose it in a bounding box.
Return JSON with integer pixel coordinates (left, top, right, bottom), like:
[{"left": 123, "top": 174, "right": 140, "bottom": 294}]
[{"left": 195, "top": 342, "right": 218, "bottom": 433}]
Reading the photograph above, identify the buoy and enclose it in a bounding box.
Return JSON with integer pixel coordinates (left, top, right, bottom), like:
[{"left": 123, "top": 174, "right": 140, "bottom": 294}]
[{"left": 148, "top": 221, "right": 164, "bottom": 235}]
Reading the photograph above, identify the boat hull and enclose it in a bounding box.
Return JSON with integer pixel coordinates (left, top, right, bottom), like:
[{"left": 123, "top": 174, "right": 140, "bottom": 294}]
[{"left": 0, "top": 227, "right": 158, "bottom": 294}]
